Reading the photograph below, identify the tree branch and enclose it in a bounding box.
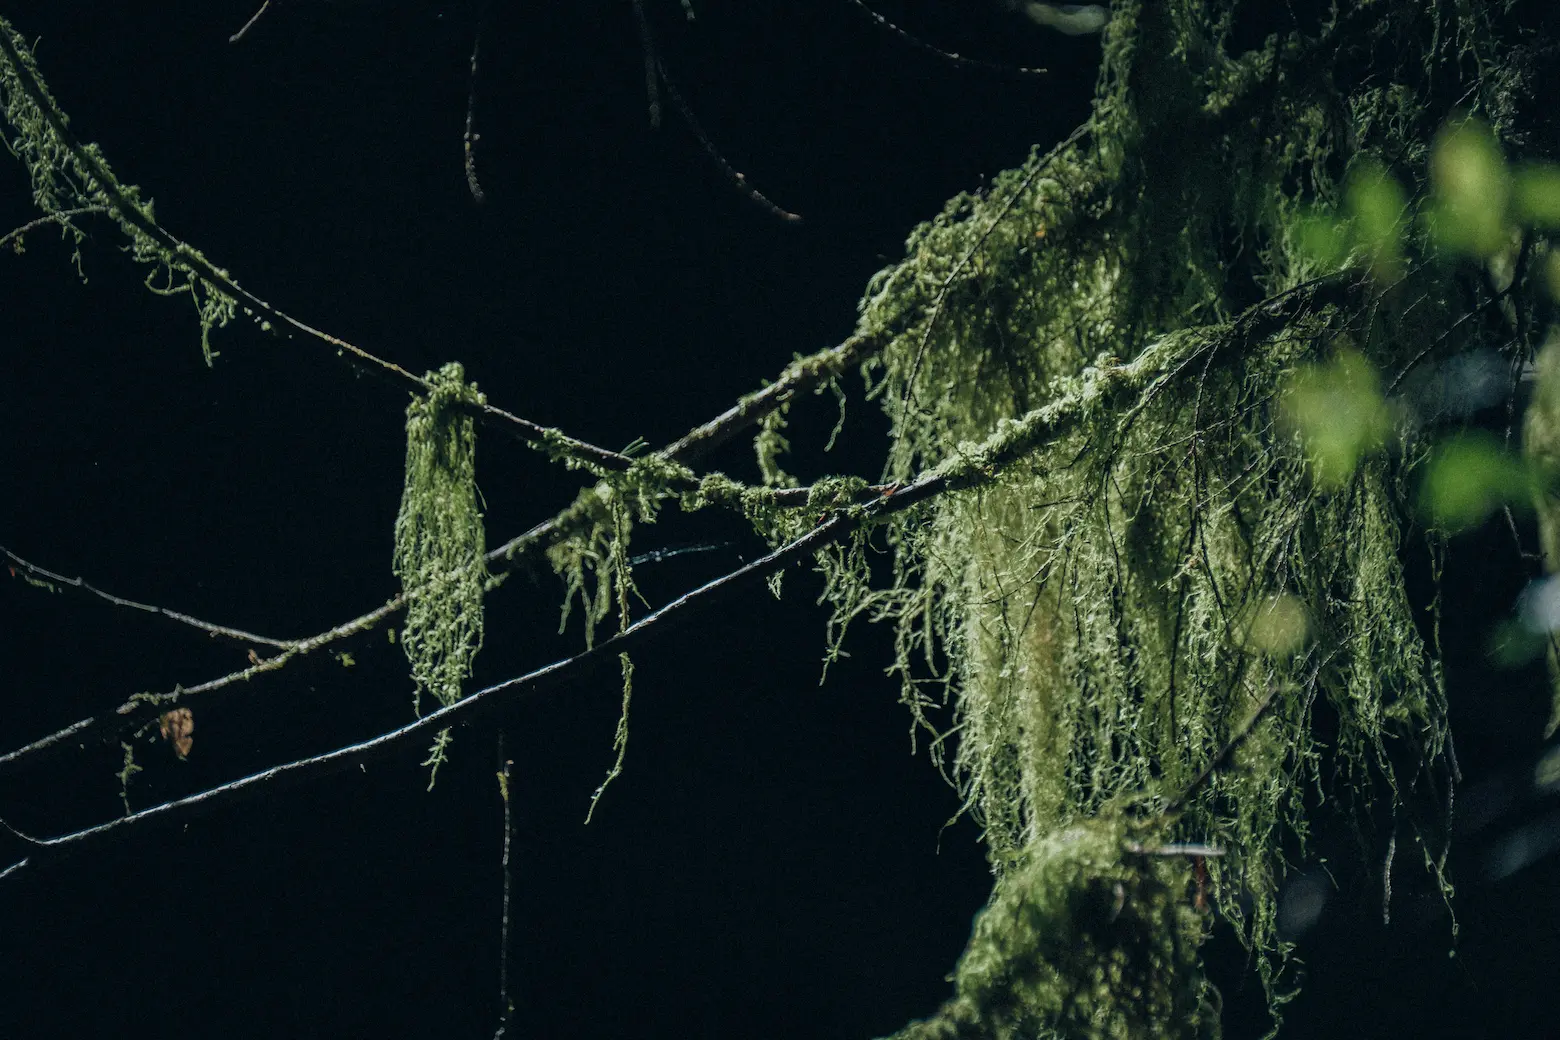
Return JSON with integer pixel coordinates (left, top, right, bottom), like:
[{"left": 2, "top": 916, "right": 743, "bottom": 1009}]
[
  {"left": 0, "top": 323, "right": 887, "bottom": 777},
  {"left": 4, "top": 291, "right": 1342, "bottom": 874},
  {"left": 0, "top": 21, "right": 632, "bottom": 473},
  {"left": 1, "top": 545, "right": 300, "bottom": 650},
  {"left": 0, "top": 271, "right": 1353, "bottom": 781}
]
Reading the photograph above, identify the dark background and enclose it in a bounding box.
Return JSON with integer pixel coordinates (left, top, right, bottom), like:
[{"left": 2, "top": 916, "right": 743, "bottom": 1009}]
[{"left": 2, "top": 3, "right": 1558, "bottom": 1038}]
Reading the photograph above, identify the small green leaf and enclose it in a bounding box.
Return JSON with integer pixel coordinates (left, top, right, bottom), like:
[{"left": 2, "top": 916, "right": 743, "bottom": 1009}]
[
  {"left": 1281, "top": 349, "right": 1390, "bottom": 488},
  {"left": 1419, "top": 433, "right": 1535, "bottom": 532},
  {"left": 1513, "top": 164, "right": 1560, "bottom": 229},
  {"left": 1428, "top": 118, "right": 1511, "bottom": 258}
]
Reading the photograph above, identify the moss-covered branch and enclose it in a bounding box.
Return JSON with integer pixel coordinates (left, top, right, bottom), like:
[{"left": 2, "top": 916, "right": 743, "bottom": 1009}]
[
  {"left": 0, "top": 272, "right": 1359, "bottom": 874},
  {"left": 0, "top": 17, "right": 633, "bottom": 473}
]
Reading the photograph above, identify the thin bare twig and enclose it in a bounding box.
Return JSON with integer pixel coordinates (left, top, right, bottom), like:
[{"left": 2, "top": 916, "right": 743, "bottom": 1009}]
[
  {"left": 0, "top": 206, "right": 107, "bottom": 251},
  {"left": 228, "top": 0, "right": 275, "bottom": 43},
  {"left": 492, "top": 734, "right": 515, "bottom": 1038},
  {"left": 2, "top": 545, "right": 298, "bottom": 650},
  {"left": 648, "top": 44, "right": 801, "bottom": 222},
  {"left": 632, "top": 0, "right": 662, "bottom": 129},
  {"left": 464, "top": 1, "right": 490, "bottom": 204}
]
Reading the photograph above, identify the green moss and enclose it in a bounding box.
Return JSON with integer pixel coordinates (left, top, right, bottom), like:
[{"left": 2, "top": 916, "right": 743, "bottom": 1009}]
[
  {"left": 891, "top": 816, "right": 1214, "bottom": 1040},
  {"left": 393, "top": 362, "right": 489, "bottom": 717},
  {"left": 755, "top": 1, "right": 1541, "bottom": 1027},
  {"left": 547, "top": 454, "right": 694, "bottom": 648},
  {"left": 0, "top": 20, "right": 237, "bottom": 363}
]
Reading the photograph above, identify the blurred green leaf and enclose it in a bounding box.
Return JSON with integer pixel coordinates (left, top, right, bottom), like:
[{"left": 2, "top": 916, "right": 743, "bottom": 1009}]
[
  {"left": 1281, "top": 349, "right": 1391, "bottom": 488},
  {"left": 1420, "top": 433, "right": 1535, "bottom": 531},
  {"left": 1346, "top": 161, "right": 1408, "bottom": 279},
  {"left": 1545, "top": 252, "right": 1560, "bottom": 301},
  {"left": 1487, "top": 617, "right": 1546, "bottom": 667},
  {"left": 1514, "top": 164, "right": 1560, "bottom": 229},
  {"left": 1428, "top": 118, "right": 1511, "bottom": 258},
  {"left": 1244, "top": 593, "right": 1310, "bottom": 656},
  {"left": 1294, "top": 208, "right": 1350, "bottom": 270}
]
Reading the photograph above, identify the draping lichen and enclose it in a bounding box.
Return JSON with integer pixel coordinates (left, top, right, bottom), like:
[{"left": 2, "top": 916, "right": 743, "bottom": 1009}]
[
  {"left": 739, "top": 1, "right": 1552, "bottom": 1029},
  {"left": 547, "top": 454, "right": 694, "bottom": 647},
  {"left": 546, "top": 454, "right": 696, "bottom": 814},
  {"left": 393, "top": 363, "right": 489, "bottom": 749}
]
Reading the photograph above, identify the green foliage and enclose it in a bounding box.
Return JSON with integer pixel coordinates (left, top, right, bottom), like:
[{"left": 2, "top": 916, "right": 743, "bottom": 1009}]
[
  {"left": 1427, "top": 118, "right": 1511, "bottom": 259},
  {"left": 890, "top": 815, "right": 1213, "bottom": 1040},
  {"left": 393, "top": 363, "right": 489, "bottom": 720}
]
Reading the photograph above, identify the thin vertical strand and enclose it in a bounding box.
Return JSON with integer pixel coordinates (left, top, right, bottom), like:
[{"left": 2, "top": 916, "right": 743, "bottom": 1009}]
[
  {"left": 464, "top": 1, "right": 491, "bottom": 204},
  {"left": 492, "top": 732, "right": 515, "bottom": 1038}
]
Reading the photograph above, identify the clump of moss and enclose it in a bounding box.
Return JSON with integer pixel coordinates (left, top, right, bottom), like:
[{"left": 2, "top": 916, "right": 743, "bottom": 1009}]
[
  {"left": 891, "top": 816, "right": 1214, "bottom": 1040},
  {"left": 393, "top": 362, "right": 489, "bottom": 718}
]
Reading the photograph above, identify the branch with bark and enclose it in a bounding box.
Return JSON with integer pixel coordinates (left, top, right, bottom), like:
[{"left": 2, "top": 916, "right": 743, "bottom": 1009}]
[{"left": 0, "top": 270, "right": 1357, "bottom": 878}]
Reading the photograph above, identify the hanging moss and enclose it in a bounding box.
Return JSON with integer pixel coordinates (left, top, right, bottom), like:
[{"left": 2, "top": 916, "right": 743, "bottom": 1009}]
[
  {"left": 731, "top": 1, "right": 1556, "bottom": 1030},
  {"left": 547, "top": 453, "right": 693, "bottom": 648},
  {"left": 393, "top": 362, "right": 489, "bottom": 721}
]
